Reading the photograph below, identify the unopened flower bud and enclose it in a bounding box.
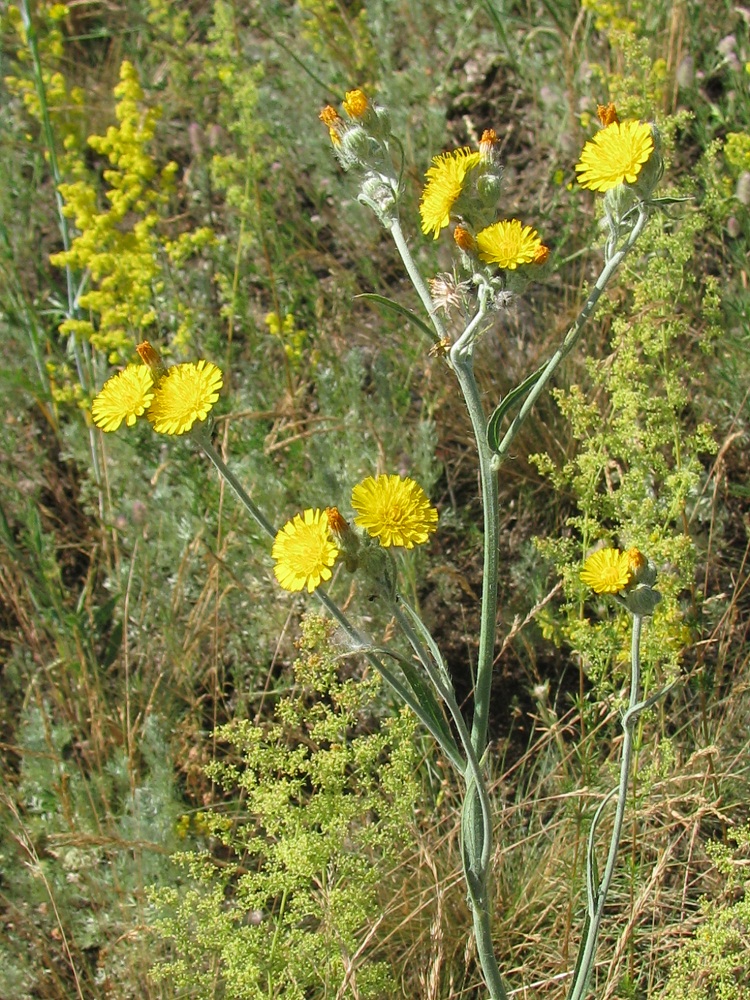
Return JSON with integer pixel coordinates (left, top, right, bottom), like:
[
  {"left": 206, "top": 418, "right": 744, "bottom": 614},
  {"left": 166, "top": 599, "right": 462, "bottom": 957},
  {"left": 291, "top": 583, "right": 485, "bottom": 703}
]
[
  {"left": 340, "top": 124, "right": 370, "bottom": 161},
  {"left": 453, "top": 225, "right": 476, "bottom": 252},
  {"left": 372, "top": 105, "right": 392, "bottom": 140},
  {"left": 477, "top": 171, "right": 503, "bottom": 205},
  {"left": 479, "top": 128, "right": 500, "bottom": 165},
  {"left": 617, "top": 584, "right": 662, "bottom": 616},
  {"left": 625, "top": 547, "right": 657, "bottom": 586},
  {"left": 136, "top": 341, "right": 168, "bottom": 382},
  {"left": 319, "top": 105, "right": 345, "bottom": 146},
  {"left": 631, "top": 124, "right": 663, "bottom": 199},
  {"left": 358, "top": 173, "right": 396, "bottom": 226},
  {"left": 597, "top": 102, "right": 618, "bottom": 126},
  {"left": 326, "top": 505, "right": 360, "bottom": 571}
]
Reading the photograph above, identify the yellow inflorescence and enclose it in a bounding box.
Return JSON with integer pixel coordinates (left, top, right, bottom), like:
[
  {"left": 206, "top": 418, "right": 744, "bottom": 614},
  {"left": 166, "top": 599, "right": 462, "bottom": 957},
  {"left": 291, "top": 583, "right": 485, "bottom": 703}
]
[
  {"left": 272, "top": 509, "right": 340, "bottom": 593},
  {"left": 575, "top": 120, "right": 655, "bottom": 192},
  {"left": 419, "top": 148, "right": 481, "bottom": 240},
  {"left": 342, "top": 89, "right": 369, "bottom": 119},
  {"left": 146, "top": 360, "right": 224, "bottom": 436},
  {"left": 90, "top": 365, "right": 155, "bottom": 432},
  {"left": 580, "top": 548, "right": 633, "bottom": 594},
  {"left": 351, "top": 474, "right": 438, "bottom": 549},
  {"left": 90, "top": 345, "right": 223, "bottom": 435},
  {"left": 475, "top": 219, "right": 548, "bottom": 270}
]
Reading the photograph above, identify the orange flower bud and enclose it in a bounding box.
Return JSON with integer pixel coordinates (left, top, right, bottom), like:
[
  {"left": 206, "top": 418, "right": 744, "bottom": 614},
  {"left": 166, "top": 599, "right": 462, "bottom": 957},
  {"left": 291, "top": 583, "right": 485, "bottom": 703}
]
[
  {"left": 453, "top": 225, "right": 476, "bottom": 252},
  {"left": 136, "top": 341, "right": 168, "bottom": 382},
  {"left": 597, "top": 103, "right": 618, "bottom": 127},
  {"left": 342, "top": 89, "right": 369, "bottom": 119}
]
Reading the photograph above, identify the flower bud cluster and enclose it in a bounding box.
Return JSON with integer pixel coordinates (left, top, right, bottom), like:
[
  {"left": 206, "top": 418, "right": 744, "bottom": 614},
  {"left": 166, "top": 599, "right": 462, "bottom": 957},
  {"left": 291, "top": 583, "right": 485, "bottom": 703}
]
[{"left": 319, "top": 89, "right": 398, "bottom": 227}]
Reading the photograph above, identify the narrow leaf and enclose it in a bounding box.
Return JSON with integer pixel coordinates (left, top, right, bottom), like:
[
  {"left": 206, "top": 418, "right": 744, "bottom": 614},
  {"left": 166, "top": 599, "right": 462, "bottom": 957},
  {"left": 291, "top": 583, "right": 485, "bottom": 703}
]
[
  {"left": 487, "top": 365, "right": 544, "bottom": 453},
  {"left": 355, "top": 293, "right": 438, "bottom": 344}
]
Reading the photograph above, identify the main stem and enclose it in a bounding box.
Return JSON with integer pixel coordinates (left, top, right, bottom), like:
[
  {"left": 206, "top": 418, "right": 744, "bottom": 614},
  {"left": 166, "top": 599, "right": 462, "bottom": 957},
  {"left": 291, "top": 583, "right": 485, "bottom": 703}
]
[{"left": 390, "top": 227, "right": 505, "bottom": 998}]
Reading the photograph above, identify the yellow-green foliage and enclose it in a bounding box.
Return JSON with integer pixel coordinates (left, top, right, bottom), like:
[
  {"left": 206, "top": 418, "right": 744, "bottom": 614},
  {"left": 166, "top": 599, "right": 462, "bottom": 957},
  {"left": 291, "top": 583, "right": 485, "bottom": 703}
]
[
  {"left": 297, "top": 0, "right": 376, "bottom": 85},
  {"left": 49, "top": 61, "right": 213, "bottom": 361},
  {"left": 150, "top": 614, "right": 420, "bottom": 999},
  {"left": 659, "top": 827, "right": 750, "bottom": 1000},
  {"left": 2, "top": 2, "right": 87, "bottom": 171},
  {"left": 265, "top": 310, "right": 310, "bottom": 368},
  {"left": 533, "top": 205, "right": 720, "bottom": 691},
  {"left": 724, "top": 132, "right": 750, "bottom": 176}
]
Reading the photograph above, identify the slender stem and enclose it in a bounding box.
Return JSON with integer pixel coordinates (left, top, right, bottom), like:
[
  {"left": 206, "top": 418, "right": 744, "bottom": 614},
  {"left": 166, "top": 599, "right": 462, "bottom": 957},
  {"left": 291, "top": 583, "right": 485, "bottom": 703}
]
[
  {"left": 451, "top": 355, "right": 500, "bottom": 758},
  {"left": 567, "top": 614, "right": 643, "bottom": 1000},
  {"left": 197, "top": 436, "right": 465, "bottom": 770},
  {"left": 388, "top": 219, "right": 506, "bottom": 999},
  {"left": 199, "top": 436, "right": 277, "bottom": 539},
  {"left": 389, "top": 219, "right": 449, "bottom": 343},
  {"left": 491, "top": 206, "right": 650, "bottom": 471}
]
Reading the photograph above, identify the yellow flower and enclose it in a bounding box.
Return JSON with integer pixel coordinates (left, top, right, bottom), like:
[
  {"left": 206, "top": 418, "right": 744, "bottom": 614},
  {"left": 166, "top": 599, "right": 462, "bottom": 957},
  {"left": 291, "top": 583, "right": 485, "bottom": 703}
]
[
  {"left": 272, "top": 509, "right": 340, "bottom": 593},
  {"left": 575, "top": 120, "right": 655, "bottom": 192},
  {"left": 580, "top": 548, "right": 633, "bottom": 594},
  {"left": 419, "top": 148, "right": 481, "bottom": 239},
  {"left": 91, "top": 365, "right": 154, "bottom": 432},
  {"left": 146, "top": 359, "right": 223, "bottom": 435},
  {"left": 476, "top": 219, "right": 547, "bottom": 270},
  {"left": 351, "top": 474, "right": 438, "bottom": 548},
  {"left": 342, "top": 89, "right": 369, "bottom": 119}
]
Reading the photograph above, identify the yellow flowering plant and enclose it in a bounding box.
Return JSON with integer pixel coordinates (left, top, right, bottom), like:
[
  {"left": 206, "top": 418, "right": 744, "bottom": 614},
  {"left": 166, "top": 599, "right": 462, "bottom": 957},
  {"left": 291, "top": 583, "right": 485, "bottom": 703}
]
[
  {"left": 84, "top": 84, "right": 672, "bottom": 1000},
  {"left": 306, "top": 90, "right": 669, "bottom": 1000}
]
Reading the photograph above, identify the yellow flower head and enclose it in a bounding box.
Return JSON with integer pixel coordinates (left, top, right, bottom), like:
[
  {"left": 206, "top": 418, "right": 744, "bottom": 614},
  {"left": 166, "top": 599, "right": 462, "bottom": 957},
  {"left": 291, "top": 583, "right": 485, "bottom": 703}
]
[
  {"left": 419, "top": 148, "right": 481, "bottom": 239},
  {"left": 580, "top": 548, "right": 633, "bottom": 594},
  {"left": 351, "top": 474, "right": 438, "bottom": 549},
  {"left": 146, "top": 359, "right": 223, "bottom": 435},
  {"left": 91, "top": 365, "right": 154, "bottom": 432},
  {"left": 575, "top": 120, "right": 655, "bottom": 192},
  {"left": 343, "top": 89, "right": 369, "bottom": 119},
  {"left": 272, "top": 508, "right": 340, "bottom": 593},
  {"left": 476, "top": 219, "right": 547, "bottom": 270}
]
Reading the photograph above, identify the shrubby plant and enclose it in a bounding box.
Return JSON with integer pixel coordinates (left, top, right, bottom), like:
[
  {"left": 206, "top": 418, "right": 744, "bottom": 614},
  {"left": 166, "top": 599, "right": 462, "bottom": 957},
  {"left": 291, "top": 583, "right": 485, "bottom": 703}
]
[
  {"left": 150, "top": 614, "right": 420, "bottom": 998},
  {"left": 659, "top": 827, "right": 750, "bottom": 1000}
]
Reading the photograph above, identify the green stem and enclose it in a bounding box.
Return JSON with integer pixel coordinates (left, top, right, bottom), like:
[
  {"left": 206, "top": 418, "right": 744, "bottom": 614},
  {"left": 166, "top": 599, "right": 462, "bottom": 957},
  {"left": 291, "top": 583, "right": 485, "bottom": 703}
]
[
  {"left": 453, "top": 355, "right": 500, "bottom": 761},
  {"left": 567, "top": 614, "right": 672, "bottom": 1000},
  {"left": 388, "top": 224, "right": 506, "bottom": 999},
  {"left": 389, "top": 219, "right": 449, "bottom": 343},
  {"left": 393, "top": 599, "right": 506, "bottom": 1000},
  {"left": 491, "top": 205, "right": 650, "bottom": 471}
]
